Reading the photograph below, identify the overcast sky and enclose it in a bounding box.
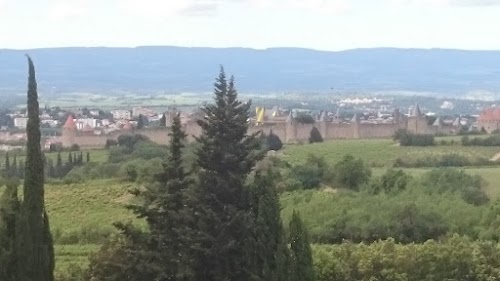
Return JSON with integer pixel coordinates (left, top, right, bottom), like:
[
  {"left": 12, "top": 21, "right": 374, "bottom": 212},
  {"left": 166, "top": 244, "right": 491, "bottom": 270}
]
[{"left": 1, "top": 0, "right": 500, "bottom": 50}]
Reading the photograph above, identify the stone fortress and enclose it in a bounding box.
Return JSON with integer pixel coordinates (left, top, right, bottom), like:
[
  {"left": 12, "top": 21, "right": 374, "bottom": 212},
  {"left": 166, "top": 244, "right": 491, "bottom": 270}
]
[{"left": 57, "top": 104, "right": 463, "bottom": 149}]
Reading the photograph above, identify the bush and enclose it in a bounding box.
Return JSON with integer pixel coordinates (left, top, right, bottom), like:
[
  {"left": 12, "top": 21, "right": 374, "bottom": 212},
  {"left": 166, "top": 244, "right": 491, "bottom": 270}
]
[
  {"left": 394, "top": 129, "right": 434, "bottom": 146},
  {"left": 262, "top": 131, "right": 283, "bottom": 151},
  {"left": 462, "top": 134, "right": 500, "bottom": 146},
  {"left": 420, "top": 168, "right": 489, "bottom": 205},
  {"left": 313, "top": 236, "right": 500, "bottom": 281},
  {"left": 333, "top": 155, "right": 371, "bottom": 191},
  {"left": 366, "top": 169, "right": 411, "bottom": 194}
]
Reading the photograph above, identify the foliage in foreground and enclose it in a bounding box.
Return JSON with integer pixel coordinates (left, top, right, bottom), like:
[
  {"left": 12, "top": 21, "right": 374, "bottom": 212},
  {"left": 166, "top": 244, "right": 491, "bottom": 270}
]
[{"left": 313, "top": 235, "right": 500, "bottom": 281}]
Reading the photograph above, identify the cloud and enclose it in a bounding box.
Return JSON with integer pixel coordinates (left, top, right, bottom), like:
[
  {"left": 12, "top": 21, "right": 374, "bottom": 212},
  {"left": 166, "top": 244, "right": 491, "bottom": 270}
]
[
  {"left": 0, "top": 0, "right": 6, "bottom": 14},
  {"left": 47, "top": 0, "right": 91, "bottom": 21},
  {"left": 391, "top": 0, "right": 500, "bottom": 7},
  {"left": 119, "top": 0, "right": 231, "bottom": 18},
  {"left": 118, "top": 0, "right": 350, "bottom": 18}
]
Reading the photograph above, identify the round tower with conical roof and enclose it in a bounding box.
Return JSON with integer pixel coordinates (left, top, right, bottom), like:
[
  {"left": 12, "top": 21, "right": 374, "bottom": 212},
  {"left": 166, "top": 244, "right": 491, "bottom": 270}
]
[{"left": 62, "top": 115, "right": 77, "bottom": 147}]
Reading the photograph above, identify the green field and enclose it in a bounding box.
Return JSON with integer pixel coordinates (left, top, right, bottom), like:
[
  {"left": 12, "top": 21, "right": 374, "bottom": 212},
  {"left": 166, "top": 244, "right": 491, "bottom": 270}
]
[{"left": 282, "top": 138, "right": 500, "bottom": 167}]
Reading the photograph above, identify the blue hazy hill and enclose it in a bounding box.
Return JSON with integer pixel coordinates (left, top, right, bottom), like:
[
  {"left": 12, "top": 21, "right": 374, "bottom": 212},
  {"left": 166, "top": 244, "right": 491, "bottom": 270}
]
[{"left": 1, "top": 47, "right": 500, "bottom": 93}]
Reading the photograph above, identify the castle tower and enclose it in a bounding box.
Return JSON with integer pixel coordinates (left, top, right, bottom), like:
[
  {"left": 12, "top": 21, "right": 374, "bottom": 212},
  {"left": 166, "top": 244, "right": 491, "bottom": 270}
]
[
  {"left": 318, "top": 111, "right": 328, "bottom": 138},
  {"left": 351, "top": 113, "right": 360, "bottom": 139},
  {"left": 407, "top": 104, "right": 427, "bottom": 134},
  {"left": 62, "top": 115, "right": 77, "bottom": 147},
  {"left": 333, "top": 108, "right": 342, "bottom": 124},
  {"left": 285, "top": 111, "right": 297, "bottom": 143}
]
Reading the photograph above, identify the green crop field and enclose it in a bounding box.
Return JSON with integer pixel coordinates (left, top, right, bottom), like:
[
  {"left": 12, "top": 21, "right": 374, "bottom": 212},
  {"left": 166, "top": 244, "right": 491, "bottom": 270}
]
[
  {"left": 55, "top": 244, "right": 100, "bottom": 275},
  {"left": 282, "top": 138, "right": 500, "bottom": 167}
]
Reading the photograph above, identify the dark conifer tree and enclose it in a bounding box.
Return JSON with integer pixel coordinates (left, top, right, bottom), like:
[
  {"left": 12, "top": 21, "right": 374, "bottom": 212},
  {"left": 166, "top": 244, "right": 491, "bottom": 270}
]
[
  {"left": 159, "top": 114, "right": 166, "bottom": 127},
  {"left": 137, "top": 114, "right": 145, "bottom": 129},
  {"left": 190, "top": 67, "right": 263, "bottom": 281},
  {"left": 111, "top": 113, "right": 193, "bottom": 281},
  {"left": 18, "top": 160, "right": 25, "bottom": 179},
  {"left": 309, "top": 127, "right": 323, "bottom": 144},
  {"left": 0, "top": 181, "right": 20, "bottom": 281},
  {"left": 68, "top": 152, "right": 73, "bottom": 165},
  {"left": 289, "top": 211, "right": 314, "bottom": 281},
  {"left": 4, "top": 152, "right": 10, "bottom": 176},
  {"left": 79, "top": 151, "right": 84, "bottom": 164},
  {"left": 56, "top": 153, "right": 62, "bottom": 177},
  {"left": 11, "top": 155, "right": 17, "bottom": 179},
  {"left": 15, "top": 56, "right": 55, "bottom": 281},
  {"left": 86, "top": 151, "right": 91, "bottom": 163},
  {"left": 251, "top": 170, "right": 290, "bottom": 281}
]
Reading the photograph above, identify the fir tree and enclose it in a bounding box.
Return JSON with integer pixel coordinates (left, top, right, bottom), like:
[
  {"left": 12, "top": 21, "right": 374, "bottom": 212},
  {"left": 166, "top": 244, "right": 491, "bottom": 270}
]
[
  {"left": 116, "top": 113, "right": 193, "bottom": 281},
  {"left": 15, "top": 56, "right": 55, "bottom": 281},
  {"left": 289, "top": 211, "right": 314, "bottom": 281},
  {"left": 0, "top": 181, "right": 20, "bottom": 281},
  {"left": 68, "top": 152, "right": 73, "bottom": 165},
  {"left": 86, "top": 151, "right": 91, "bottom": 163},
  {"left": 309, "top": 127, "right": 323, "bottom": 144},
  {"left": 190, "top": 67, "right": 263, "bottom": 281}
]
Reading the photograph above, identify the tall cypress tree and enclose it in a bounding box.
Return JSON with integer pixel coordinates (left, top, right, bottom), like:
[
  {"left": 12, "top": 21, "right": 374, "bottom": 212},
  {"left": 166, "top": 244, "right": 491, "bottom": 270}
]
[
  {"left": 15, "top": 56, "right": 55, "bottom": 281},
  {"left": 4, "top": 152, "right": 10, "bottom": 176},
  {"left": 86, "top": 151, "right": 91, "bottom": 163},
  {"left": 190, "top": 67, "right": 263, "bottom": 281},
  {"left": 251, "top": 170, "right": 290, "bottom": 281},
  {"left": 289, "top": 211, "right": 314, "bottom": 281},
  {"left": 11, "top": 155, "right": 18, "bottom": 179}
]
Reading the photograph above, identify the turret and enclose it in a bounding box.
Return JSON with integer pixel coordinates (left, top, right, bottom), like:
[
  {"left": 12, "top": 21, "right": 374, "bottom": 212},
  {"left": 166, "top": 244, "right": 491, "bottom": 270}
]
[
  {"left": 351, "top": 113, "right": 360, "bottom": 139},
  {"left": 62, "top": 115, "right": 77, "bottom": 147},
  {"left": 319, "top": 111, "right": 328, "bottom": 138},
  {"left": 285, "top": 111, "right": 297, "bottom": 143}
]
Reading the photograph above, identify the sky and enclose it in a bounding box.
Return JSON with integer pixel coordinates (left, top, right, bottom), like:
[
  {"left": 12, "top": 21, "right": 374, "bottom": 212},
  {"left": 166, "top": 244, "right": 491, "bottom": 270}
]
[{"left": 1, "top": 0, "right": 500, "bottom": 50}]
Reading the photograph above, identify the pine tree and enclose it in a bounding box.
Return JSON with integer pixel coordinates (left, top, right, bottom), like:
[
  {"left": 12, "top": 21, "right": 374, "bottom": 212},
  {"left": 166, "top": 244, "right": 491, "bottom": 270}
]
[
  {"left": 289, "top": 211, "right": 314, "bottom": 281},
  {"left": 68, "top": 152, "right": 73, "bottom": 165},
  {"left": 0, "top": 181, "right": 20, "bottom": 281},
  {"left": 79, "top": 151, "right": 84, "bottom": 164},
  {"left": 190, "top": 67, "right": 263, "bottom": 281},
  {"left": 251, "top": 170, "right": 290, "bottom": 281},
  {"left": 15, "top": 56, "right": 55, "bottom": 281},
  {"left": 122, "top": 113, "right": 193, "bottom": 280},
  {"left": 86, "top": 151, "right": 91, "bottom": 163}
]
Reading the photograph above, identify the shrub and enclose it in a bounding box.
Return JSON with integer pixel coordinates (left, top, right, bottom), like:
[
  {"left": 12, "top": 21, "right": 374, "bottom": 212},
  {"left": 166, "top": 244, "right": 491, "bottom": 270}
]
[
  {"left": 333, "top": 155, "right": 371, "bottom": 191},
  {"left": 313, "top": 236, "right": 500, "bottom": 281},
  {"left": 262, "top": 131, "right": 283, "bottom": 151}
]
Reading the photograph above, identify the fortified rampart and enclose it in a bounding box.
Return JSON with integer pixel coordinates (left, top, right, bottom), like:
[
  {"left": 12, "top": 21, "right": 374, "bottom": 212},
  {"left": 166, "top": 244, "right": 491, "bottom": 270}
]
[{"left": 59, "top": 105, "right": 460, "bottom": 149}]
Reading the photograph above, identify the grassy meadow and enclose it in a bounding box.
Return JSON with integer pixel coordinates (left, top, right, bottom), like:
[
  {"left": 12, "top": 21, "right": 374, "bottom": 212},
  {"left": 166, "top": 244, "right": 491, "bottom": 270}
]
[{"left": 282, "top": 138, "right": 500, "bottom": 167}]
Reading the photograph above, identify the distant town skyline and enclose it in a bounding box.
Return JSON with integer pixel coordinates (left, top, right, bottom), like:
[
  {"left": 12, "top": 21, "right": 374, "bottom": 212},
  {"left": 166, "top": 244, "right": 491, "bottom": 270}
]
[{"left": 1, "top": 0, "right": 500, "bottom": 51}]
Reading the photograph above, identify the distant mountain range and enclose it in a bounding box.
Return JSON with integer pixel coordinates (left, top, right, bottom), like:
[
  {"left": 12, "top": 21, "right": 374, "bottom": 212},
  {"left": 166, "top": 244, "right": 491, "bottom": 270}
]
[{"left": 1, "top": 47, "right": 500, "bottom": 94}]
